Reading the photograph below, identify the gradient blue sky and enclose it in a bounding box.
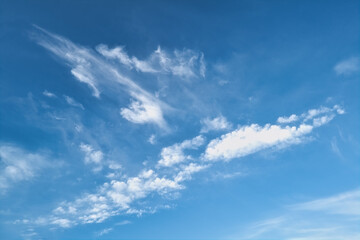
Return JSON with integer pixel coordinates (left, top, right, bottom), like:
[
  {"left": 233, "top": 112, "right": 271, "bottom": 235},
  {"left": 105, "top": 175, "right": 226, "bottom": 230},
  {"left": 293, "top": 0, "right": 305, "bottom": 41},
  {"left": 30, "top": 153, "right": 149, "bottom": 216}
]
[{"left": 1, "top": 1, "right": 360, "bottom": 239}]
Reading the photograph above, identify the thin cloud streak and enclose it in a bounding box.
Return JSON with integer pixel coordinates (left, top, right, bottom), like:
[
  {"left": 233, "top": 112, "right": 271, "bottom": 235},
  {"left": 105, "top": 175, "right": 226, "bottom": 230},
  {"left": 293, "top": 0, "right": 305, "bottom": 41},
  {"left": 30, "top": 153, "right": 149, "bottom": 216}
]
[
  {"left": 239, "top": 189, "right": 360, "bottom": 240},
  {"left": 31, "top": 26, "right": 169, "bottom": 128}
]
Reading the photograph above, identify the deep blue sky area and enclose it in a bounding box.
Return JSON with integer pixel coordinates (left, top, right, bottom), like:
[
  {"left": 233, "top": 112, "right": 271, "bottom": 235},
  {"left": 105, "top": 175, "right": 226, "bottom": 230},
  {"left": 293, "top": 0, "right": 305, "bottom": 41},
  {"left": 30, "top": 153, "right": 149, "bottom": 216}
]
[{"left": 0, "top": 1, "right": 359, "bottom": 240}]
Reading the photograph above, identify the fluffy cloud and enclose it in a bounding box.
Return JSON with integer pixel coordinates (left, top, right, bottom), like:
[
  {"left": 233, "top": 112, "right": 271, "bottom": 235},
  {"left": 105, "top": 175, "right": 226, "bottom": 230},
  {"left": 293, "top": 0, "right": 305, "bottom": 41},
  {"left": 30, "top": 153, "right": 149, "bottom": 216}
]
[
  {"left": 120, "top": 98, "right": 166, "bottom": 127},
  {"left": 200, "top": 115, "right": 232, "bottom": 133},
  {"left": 277, "top": 114, "right": 299, "bottom": 124},
  {"left": 79, "top": 144, "right": 104, "bottom": 171},
  {"left": 204, "top": 105, "right": 344, "bottom": 162},
  {"left": 157, "top": 135, "right": 205, "bottom": 167},
  {"left": 46, "top": 162, "right": 205, "bottom": 227},
  {"left": 204, "top": 123, "right": 313, "bottom": 161}
]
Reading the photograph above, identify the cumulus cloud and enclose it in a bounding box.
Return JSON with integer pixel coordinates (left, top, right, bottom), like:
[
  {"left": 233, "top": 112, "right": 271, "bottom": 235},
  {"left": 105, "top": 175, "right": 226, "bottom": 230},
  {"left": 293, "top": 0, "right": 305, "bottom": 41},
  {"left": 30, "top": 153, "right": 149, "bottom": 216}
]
[
  {"left": 79, "top": 143, "right": 104, "bottom": 172},
  {"left": 45, "top": 161, "right": 206, "bottom": 227},
  {"left": 277, "top": 114, "right": 299, "bottom": 124},
  {"left": 0, "top": 145, "right": 49, "bottom": 192},
  {"left": 157, "top": 135, "right": 205, "bottom": 167},
  {"left": 278, "top": 105, "right": 344, "bottom": 124},
  {"left": 200, "top": 115, "right": 232, "bottom": 133},
  {"left": 204, "top": 105, "right": 344, "bottom": 162},
  {"left": 120, "top": 98, "right": 166, "bottom": 127},
  {"left": 334, "top": 57, "right": 360, "bottom": 75},
  {"left": 204, "top": 123, "right": 313, "bottom": 161}
]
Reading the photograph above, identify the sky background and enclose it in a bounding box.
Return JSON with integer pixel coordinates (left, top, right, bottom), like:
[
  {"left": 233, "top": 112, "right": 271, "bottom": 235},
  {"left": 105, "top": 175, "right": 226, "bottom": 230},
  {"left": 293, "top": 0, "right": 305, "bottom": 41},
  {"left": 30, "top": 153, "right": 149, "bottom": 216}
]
[{"left": 0, "top": 0, "right": 359, "bottom": 239}]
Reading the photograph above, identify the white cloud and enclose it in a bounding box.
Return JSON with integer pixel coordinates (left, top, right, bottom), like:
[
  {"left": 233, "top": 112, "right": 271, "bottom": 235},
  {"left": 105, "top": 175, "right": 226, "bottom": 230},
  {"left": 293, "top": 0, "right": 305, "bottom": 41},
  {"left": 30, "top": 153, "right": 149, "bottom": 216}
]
[
  {"left": 157, "top": 135, "right": 205, "bottom": 167},
  {"left": 278, "top": 105, "right": 344, "bottom": 124},
  {"left": 120, "top": 98, "right": 166, "bottom": 127},
  {"left": 204, "top": 123, "right": 313, "bottom": 162},
  {"left": 79, "top": 143, "right": 104, "bottom": 166},
  {"left": 277, "top": 114, "right": 299, "bottom": 124},
  {"left": 96, "top": 44, "right": 205, "bottom": 78},
  {"left": 204, "top": 105, "right": 343, "bottom": 162},
  {"left": 70, "top": 65, "right": 100, "bottom": 98},
  {"left": 32, "top": 26, "right": 169, "bottom": 128},
  {"left": 96, "top": 44, "right": 133, "bottom": 68},
  {"left": 302, "top": 106, "right": 333, "bottom": 121},
  {"left": 200, "top": 115, "right": 232, "bottom": 133},
  {"left": 334, "top": 57, "right": 360, "bottom": 75},
  {"left": 174, "top": 163, "right": 209, "bottom": 182},
  {"left": 0, "top": 145, "right": 49, "bottom": 192},
  {"left": 312, "top": 114, "right": 335, "bottom": 127},
  {"left": 46, "top": 169, "right": 184, "bottom": 226},
  {"left": 64, "top": 95, "right": 84, "bottom": 110},
  {"left": 42, "top": 90, "right": 57, "bottom": 98},
  {"left": 34, "top": 158, "right": 208, "bottom": 228}
]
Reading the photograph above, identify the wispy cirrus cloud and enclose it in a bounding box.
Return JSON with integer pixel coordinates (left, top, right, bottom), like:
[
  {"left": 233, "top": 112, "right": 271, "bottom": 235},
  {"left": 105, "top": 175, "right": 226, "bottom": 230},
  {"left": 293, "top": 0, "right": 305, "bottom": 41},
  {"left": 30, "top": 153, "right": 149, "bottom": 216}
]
[
  {"left": 32, "top": 26, "right": 206, "bottom": 129},
  {"left": 238, "top": 189, "right": 360, "bottom": 240},
  {"left": 31, "top": 26, "right": 170, "bottom": 128},
  {"left": 290, "top": 188, "right": 360, "bottom": 216},
  {"left": 64, "top": 95, "right": 84, "bottom": 110},
  {"left": 97, "top": 45, "right": 206, "bottom": 78},
  {"left": 42, "top": 90, "right": 57, "bottom": 98}
]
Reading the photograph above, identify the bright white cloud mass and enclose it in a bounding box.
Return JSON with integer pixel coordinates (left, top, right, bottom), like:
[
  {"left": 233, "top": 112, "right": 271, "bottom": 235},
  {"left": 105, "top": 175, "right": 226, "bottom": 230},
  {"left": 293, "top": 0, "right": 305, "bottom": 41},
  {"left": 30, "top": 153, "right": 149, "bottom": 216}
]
[
  {"left": 204, "top": 105, "right": 344, "bottom": 162},
  {"left": 1, "top": 3, "right": 359, "bottom": 239}
]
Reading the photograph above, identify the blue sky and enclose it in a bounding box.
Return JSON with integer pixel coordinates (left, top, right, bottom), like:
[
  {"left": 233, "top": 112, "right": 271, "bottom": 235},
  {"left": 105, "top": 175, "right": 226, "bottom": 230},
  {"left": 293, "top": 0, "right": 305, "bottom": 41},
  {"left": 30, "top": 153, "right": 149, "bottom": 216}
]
[{"left": 0, "top": 0, "right": 359, "bottom": 239}]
